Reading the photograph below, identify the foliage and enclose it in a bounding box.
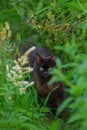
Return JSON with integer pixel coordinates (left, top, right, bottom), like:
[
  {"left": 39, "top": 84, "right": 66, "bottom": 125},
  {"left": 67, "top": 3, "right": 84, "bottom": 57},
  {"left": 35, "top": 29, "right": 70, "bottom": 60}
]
[
  {"left": 0, "top": 40, "right": 49, "bottom": 130},
  {"left": 0, "top": 0, "right": 87, "bottom": 130},
  {"left": 50, "top": 39, "right": 87, "bottom": 130}
]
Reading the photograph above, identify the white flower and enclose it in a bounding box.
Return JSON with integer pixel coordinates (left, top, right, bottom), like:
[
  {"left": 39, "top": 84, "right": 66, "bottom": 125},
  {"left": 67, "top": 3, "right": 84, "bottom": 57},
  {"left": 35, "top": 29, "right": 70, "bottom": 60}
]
[
  {"left": 19, "top": 81, "right": 34, "bottom": 94},
  {"left": 6, "top": 46, "right": 35, "bottom": 94}
]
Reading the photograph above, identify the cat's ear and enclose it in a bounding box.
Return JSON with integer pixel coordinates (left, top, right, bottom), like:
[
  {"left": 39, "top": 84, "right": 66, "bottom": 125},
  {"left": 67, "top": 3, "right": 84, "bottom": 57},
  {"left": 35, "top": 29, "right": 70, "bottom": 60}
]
[{"left": 36, "top": 53, "right": 42, "bottom": 63}]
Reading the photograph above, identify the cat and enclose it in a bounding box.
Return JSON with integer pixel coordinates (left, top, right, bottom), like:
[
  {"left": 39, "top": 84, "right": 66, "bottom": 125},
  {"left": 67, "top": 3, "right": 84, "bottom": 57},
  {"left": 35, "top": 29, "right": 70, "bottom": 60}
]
[{"left": 28, "top": 47, "right": 66, "bottom": 115}]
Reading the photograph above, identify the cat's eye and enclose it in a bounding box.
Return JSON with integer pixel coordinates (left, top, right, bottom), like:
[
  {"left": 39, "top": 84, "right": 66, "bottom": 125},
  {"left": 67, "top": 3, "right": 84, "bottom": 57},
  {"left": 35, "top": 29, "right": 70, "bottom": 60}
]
[
  {"left": 48, "top": 67, "right": 52, "bottom": 71},
  {"left": 40, "top": 67, "right": 44, "bottom": 71}
]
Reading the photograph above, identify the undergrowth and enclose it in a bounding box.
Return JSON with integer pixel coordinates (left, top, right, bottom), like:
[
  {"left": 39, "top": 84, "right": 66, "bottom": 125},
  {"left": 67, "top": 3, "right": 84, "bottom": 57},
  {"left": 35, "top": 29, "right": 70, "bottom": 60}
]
[{"left": 0, "top": 0, "right": 87, "bottom": 130}]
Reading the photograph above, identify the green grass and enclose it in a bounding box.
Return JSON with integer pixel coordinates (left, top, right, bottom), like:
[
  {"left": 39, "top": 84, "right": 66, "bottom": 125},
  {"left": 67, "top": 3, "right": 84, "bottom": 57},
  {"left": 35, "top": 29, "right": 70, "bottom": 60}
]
[{"left": 0, "top": 0, "right": 87, "bottom": 130}]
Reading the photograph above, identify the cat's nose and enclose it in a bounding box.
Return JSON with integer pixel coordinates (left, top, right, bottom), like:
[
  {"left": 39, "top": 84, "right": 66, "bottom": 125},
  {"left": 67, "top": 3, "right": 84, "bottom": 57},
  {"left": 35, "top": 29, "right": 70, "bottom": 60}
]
[{"left": 44, "top": 71, "right": 48, "bottom": 76}]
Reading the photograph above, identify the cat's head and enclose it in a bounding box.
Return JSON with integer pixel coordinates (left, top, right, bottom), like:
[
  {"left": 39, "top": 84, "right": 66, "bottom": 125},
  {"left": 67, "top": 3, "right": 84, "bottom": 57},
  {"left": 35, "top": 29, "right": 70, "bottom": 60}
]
[{"left": 35, "top": 53, "right": 56, "bottom": 79}]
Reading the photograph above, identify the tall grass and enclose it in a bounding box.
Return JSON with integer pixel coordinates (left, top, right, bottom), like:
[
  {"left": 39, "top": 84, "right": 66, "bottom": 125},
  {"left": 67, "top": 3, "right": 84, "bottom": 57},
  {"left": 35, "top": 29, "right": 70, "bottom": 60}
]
[{"left": 0, "top": 0, "right": 87, "bottom": 130}]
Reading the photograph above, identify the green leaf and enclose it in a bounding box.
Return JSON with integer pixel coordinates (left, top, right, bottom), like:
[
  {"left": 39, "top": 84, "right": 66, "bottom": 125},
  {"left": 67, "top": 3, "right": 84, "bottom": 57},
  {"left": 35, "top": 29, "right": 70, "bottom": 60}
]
[
  {"left": 40, "top": 106, "right": 49, "bottom": 113},
  {"left": 56, "top": 97, "right": 73, "bottom": 116},
  {"left": 67, "top": 113, "right": 82, "bottom": 123},
  {"left": 67, "top": 2, "right": 85, "bottom": 12}
]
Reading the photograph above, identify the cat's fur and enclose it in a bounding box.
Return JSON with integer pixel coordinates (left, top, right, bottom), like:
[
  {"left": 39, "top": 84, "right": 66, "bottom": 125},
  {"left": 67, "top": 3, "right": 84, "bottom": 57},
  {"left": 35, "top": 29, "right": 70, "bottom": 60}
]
[{"left": 28, "top": 47, "right": 66, "bottom": 114}]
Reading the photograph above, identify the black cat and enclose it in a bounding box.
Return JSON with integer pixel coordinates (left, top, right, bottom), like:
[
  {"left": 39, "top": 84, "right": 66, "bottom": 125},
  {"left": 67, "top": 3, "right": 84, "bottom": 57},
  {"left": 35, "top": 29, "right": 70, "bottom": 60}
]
[
  {"left": 28, "top": 47, "right": 66, "bottom": 114},
  {"left": 29, "top": 47, "right": 55, "bottom": 96}
]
